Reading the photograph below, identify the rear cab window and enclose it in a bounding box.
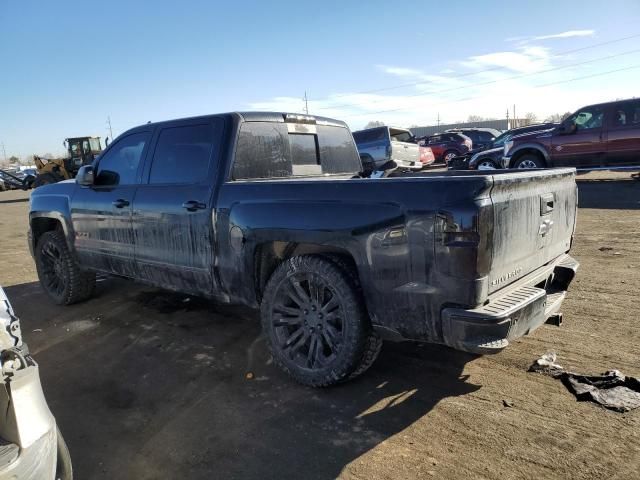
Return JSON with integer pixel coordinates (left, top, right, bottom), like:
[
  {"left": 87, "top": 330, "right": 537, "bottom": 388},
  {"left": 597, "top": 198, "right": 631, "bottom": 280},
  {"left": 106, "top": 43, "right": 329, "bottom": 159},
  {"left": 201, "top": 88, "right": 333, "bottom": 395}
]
[
  {"left": 388, "top": 128, "right": 413, "bottom": 143},
  {"left": 352, "top": 127, "right": 387, "bottom": 144},
  {"left": 232, "top": 121, "right": 362, "bottom": 180}
]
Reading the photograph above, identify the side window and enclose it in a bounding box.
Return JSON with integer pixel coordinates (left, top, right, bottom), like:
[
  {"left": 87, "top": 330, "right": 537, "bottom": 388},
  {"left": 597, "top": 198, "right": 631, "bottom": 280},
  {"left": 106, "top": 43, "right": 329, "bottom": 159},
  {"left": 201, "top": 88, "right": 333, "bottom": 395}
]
[
  {"left": 95, "top": 132, "right": 150, "bottom": 186},
  {"left": 611, "top": 101, "right": 640, "bottom": 128},
  {"left": 148, "top": 122, "right": 220, "bottom": 185},
  {"left": 428, "top": 136, "right": 441, "bottom": 144},
  {"left": 569, "top": 106, "right": 604, "bottom": 131},
  {"left": 233, "top": 123, "right": 291, "bottom": 179},
  {"left": 477, "top": 132, "right": 494, "bottom": 142},
  {"left": 463, "top": 132, "right": 478, "bottom": 142}
]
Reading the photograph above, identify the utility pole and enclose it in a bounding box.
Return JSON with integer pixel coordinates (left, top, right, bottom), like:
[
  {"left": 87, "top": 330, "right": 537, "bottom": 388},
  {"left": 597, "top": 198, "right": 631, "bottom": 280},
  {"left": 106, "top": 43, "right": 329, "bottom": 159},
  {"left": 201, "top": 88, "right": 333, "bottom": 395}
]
[
  {"left": 506, "top": 108, "right": 510, "bottom": 129},
  {"left": 302, "top": 91, "right": 309, "bottom": 114},
  {"left": 0, "top": 142, "right": 6, "bottom": 163},
  {"left": 513, "top": 104, "right": 516, "bottom": 128},
  {"left": 437, "top": 112, "right": 440, "bottom": 127},
  {"left": 106, "top": 116, "right": 114, "bottom": 140}
]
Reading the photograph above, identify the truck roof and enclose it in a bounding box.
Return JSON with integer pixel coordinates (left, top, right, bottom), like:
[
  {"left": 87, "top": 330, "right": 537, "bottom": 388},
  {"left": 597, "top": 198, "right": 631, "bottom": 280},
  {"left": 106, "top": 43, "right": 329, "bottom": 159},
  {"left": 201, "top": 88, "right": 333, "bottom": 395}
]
[{"left": 134, "top": 112, "right": 348, "bottom": 131}]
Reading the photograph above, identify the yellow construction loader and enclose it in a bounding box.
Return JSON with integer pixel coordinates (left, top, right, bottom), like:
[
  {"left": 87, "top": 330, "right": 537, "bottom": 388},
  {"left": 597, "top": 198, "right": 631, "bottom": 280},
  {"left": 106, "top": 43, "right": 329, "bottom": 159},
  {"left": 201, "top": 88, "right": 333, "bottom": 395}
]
[{"left": 34, "top": 136, "right": 103, "bottom": 187}]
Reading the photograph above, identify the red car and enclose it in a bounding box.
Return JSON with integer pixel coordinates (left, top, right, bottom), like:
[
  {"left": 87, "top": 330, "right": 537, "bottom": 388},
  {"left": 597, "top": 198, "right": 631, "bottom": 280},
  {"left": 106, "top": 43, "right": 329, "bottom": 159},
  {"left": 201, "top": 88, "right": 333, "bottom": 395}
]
[
  {"left": 419, "top": 132, "right": 472, "bottom": 163},
  {"left": 419, "top": 146, "right": 435, "bottom": 166}
]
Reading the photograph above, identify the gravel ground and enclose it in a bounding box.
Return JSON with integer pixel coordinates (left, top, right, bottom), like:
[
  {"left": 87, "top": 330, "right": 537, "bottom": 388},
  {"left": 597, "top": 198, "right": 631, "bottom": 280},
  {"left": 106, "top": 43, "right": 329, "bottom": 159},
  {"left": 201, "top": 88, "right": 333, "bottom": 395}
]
[{"left": 0, "top": 171, "right": 638, "bottom": 479}]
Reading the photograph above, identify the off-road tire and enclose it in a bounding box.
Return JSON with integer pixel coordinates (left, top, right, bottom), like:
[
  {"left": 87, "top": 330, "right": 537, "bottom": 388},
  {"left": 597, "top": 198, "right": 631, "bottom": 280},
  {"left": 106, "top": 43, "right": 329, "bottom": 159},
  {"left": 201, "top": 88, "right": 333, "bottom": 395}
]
[
  {"left": 34, "top": 173, "right": 60, "bottom": 188},
  {"left": 513, "top": 154, "right": 545, "bottom": 169},
  {"left": 261, "top": 255, "right": 371, "bottom": 387},
  {"left": 35, "top": 230, "right": 96, "bottom": 305},
  {"left": 322, "top": 254, "right": 383, "bottom": 381}
]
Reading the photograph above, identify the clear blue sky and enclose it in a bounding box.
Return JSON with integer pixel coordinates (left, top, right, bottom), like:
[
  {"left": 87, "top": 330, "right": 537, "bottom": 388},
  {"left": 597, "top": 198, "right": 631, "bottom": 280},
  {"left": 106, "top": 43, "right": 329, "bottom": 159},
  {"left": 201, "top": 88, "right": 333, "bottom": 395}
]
[{"left": 1, "top": 0, "right": 639, "bottom": 158}]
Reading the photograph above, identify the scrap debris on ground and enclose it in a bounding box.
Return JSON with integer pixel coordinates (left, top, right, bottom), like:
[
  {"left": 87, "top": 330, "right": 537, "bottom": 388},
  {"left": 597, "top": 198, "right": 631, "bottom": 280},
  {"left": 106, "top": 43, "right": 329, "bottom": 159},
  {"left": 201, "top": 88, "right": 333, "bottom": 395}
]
[{"left": 530, "top": 352, "right": 640, "bottom": 412}]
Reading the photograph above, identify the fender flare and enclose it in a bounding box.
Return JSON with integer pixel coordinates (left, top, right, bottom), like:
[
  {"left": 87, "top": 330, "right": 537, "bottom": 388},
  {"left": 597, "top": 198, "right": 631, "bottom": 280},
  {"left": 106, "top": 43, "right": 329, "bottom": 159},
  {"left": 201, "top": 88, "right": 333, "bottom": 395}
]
[
  {"left": 508, "top": 143, "right": 550, "bottom": 167},
  {"left": 29, "top": 211, "right": 75, "bottom": 253}
]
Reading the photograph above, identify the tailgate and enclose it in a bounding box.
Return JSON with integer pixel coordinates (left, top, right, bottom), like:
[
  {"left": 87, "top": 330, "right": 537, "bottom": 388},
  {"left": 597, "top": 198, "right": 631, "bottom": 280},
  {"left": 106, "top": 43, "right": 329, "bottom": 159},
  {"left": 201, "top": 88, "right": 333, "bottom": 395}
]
[
  {"left": 391, "top": 141, "right": 420, "bottom": 165},
  {"left": 487, "top": 168, "right": 577, "bottom": 293}
]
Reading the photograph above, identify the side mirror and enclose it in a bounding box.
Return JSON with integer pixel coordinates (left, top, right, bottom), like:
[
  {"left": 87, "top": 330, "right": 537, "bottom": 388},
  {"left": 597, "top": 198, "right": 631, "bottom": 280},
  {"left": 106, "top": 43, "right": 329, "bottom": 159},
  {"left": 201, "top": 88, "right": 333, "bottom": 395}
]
[
  {"left": 76, "top": 165, "right": 94, "bottom": 186},
  {"left": 559, "top": 122, "right": 577, "bottom": 135},
  {"left": 105, "top": 137, "right": 110, "bottom": 147}
]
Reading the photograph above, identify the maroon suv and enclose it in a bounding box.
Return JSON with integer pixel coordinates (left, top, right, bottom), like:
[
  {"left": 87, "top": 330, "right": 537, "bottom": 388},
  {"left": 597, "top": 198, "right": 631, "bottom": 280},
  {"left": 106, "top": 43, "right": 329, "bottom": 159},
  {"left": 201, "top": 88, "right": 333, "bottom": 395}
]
[
  {"left": 503, "top": 98, "right": 640, "bottom": 169},
  {"left": 419, "top": 132, "right": 472, "bottom": 163}
]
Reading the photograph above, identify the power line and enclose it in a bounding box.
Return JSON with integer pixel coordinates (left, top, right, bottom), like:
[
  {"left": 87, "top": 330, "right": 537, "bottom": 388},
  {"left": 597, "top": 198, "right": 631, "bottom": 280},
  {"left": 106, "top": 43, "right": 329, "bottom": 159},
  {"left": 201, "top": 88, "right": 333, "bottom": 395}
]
[
  {"left": 318, "top": 48, "right": 640, "bottom": 111},
  {"left": 340, "top": 63, "right": 640, "bottom": 118},
  {"left": 312, "top": 32, "right": 640, "bottom": 106}
]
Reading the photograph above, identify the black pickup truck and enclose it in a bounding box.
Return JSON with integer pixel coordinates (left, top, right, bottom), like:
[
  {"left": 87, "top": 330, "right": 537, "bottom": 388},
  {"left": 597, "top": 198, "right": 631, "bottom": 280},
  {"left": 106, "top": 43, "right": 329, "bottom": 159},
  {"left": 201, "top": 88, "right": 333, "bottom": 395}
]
[{"left": 29, "top": 112, "right": 579, "bottom": 386}]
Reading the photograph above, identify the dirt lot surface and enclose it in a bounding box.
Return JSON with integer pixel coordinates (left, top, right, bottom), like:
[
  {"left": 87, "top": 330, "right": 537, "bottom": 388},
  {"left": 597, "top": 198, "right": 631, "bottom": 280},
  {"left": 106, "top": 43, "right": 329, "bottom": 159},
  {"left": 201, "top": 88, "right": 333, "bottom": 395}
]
[{"left": 0, "top": 171, "right": 638, "bottom": 479}]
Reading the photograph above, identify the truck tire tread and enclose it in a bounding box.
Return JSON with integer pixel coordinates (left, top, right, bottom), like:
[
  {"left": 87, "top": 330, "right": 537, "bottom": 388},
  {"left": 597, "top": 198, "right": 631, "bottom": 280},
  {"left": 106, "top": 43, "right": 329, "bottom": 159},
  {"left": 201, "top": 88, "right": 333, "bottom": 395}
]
[{"left": 35, "top": 230, "right": 96, "bottom": 305}]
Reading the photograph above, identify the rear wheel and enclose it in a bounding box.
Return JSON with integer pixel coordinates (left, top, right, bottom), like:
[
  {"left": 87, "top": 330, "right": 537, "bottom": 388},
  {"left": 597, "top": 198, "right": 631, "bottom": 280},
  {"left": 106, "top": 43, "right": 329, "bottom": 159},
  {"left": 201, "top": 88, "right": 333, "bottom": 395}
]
[
  {"left": 34, "top": 173, "right": 61, "bottom": 188},
  {"left": 443, "top": 150, "right": 458, "bottom": 164},
  {"left": 261, "top": 255, "right": 374, "bottom": 387},
  {"left": 35, "top": 230, "right": 95, "bottom": 305},
  {"left": 513, "top": 154, "right": 545, "bottom": 169}
]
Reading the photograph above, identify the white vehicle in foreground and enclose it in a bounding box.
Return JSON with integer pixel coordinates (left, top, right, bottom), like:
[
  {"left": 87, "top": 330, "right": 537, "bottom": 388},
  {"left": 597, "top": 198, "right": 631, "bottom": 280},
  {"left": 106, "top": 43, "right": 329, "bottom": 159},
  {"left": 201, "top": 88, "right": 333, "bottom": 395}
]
[{"left": 0, "top": 286, "right": 72, "bottom": 479}]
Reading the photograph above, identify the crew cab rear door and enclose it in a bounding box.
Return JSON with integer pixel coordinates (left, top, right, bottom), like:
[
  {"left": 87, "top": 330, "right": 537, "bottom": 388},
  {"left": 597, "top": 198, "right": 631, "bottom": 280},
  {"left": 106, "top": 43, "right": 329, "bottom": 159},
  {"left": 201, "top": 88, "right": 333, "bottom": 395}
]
[
  {"left": 71, "top": 131, "right": 151, "bottom": 277},
  {"left": 132, "top": 117, "right": 225, "bottom": 296},
  {"left": 606, "top": 99, "right": 640, "bottom": 166}
]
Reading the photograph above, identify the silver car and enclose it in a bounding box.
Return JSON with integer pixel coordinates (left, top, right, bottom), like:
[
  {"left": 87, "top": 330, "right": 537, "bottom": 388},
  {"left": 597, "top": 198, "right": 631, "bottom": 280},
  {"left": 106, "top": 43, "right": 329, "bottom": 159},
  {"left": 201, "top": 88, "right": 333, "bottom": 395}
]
[{"left": 0, "top": 286, "right": 72, "bottom": 479}]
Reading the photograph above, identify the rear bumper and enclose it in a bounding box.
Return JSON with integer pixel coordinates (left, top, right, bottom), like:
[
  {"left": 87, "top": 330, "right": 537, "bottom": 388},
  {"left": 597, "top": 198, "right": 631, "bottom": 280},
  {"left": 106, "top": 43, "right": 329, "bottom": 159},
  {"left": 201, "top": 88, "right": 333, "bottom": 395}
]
[
  {"left": 441, "top": 254, "right": 579, "bottom": 354},
  {"left": 0, "top": 352, "right": 67, "bottom": 479},
  {"left": 394, "top": 159, "right": 424, "bottom": 170}
]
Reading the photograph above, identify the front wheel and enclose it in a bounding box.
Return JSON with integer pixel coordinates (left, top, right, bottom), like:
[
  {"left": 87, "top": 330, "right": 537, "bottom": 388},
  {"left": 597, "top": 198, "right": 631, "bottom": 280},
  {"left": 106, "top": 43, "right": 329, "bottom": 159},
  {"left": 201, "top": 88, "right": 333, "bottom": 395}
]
[
  {"left": 261, "top": 255, "right": 376, "bottom": 387},
  {"left": 476, "top": 159, "right": 498, "bottom": 170},
  {"left": 513, "top": 154, "right": 545, "bottom": 169},
  {"left": 35, "top": 230, "right": 96, "bottom": 305}
]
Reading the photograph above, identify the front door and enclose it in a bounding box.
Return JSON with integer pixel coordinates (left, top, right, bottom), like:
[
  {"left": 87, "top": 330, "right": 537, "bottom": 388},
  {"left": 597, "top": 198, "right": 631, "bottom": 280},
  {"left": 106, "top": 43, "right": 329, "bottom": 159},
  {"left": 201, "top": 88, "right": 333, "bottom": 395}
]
[
  {"left": 71, "top": 131, "right": 151, "bottom": 277},
  {"left": 132, "top": 118, "right": 225, "bottom": 296},
  {"left": 606, "top": 99, "right": 640, "bottom": 166},
  {"left": 551, "top": 104, "right": 606, "bottom": 168}
]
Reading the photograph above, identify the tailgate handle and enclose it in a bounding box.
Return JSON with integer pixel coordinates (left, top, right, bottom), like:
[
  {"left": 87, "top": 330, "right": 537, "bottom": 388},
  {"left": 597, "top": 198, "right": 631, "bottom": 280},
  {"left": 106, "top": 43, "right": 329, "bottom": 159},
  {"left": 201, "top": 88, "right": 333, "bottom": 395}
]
[{"left": 540, "top": 193, "right": 555, "bottom": 215}]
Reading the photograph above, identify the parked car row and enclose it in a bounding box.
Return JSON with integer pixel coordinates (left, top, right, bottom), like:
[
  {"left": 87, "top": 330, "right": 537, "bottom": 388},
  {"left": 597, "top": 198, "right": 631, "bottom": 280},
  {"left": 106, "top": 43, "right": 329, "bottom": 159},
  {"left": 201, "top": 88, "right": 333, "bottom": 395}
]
[
  {"left": 0, "top": 169, "right": 35, "bottom": 191},
  {"left": 447, "top": 123, "right": 558, "bottom": 170},
  {"left": 352, "top": 124, "right": 507, "bottom": 170},
  {"left": 447, "top": 98, "right": 640, "bottom": 171}
]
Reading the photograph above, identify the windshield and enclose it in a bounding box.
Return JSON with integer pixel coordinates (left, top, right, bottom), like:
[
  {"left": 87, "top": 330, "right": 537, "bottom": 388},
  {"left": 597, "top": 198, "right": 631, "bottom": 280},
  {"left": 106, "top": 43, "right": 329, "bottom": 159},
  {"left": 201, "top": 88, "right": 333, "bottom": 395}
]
[{"left": 89, "top": 137, "right": 102, "bottom": 152}]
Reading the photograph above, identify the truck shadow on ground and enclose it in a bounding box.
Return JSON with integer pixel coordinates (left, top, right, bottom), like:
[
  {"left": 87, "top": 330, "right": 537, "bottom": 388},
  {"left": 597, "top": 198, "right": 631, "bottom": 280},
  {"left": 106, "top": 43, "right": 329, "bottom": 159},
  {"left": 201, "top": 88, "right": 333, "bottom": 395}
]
[
  {"left": 576, "top": 176, "right": 640, "bottom": 209},
  {"left": 0, "top": 197, "right": 30, "bottom": 205},
  {"left": 6, "top": 280, "right": 480, "bottom": 480}
]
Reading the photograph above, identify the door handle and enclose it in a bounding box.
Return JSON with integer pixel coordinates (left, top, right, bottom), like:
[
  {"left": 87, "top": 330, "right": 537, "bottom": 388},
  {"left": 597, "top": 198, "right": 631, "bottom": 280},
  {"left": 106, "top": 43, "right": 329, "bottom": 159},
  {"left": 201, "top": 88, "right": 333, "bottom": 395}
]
[
  {"left": 182, "top": 200, "right": 206, "bottom": 211},
  {"left": 112, "top": 199, "right": 130, "bottom": 208},
  {"left": 540, "top": 193, "right": 554, "bottom": 215}
]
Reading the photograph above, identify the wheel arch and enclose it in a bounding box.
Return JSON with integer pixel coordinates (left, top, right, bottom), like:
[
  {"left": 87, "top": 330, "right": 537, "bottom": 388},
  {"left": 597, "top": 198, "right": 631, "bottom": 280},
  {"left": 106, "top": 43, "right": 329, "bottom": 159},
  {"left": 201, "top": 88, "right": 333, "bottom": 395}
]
[
  {"left": 508, "top": 144, "right": 549, "bottom": 168},
  {"left": 29, "top": 212, "right": 74, "bottom": 255},
  {"left": 253, "top": 241, "right": 358, "bottom": 303}
]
